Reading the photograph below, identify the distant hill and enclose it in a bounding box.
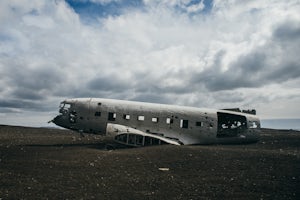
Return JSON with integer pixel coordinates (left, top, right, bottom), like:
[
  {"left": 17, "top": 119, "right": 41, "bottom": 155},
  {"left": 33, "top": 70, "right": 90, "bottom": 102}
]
[{"left": 261, "top": 119, "right": 300, "bottom": 130}]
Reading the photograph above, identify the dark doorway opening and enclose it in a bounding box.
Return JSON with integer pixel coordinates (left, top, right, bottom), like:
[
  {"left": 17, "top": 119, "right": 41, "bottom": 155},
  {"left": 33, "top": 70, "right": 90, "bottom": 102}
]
[{"left": 217, "top": 112, "right": 247, "bottom": 138}]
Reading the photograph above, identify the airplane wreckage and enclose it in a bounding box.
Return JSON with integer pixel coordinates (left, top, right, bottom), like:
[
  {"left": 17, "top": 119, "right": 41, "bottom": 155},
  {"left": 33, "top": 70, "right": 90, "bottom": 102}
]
[{"left": 51, "top": 98, "right": 260, "bottom": 147}]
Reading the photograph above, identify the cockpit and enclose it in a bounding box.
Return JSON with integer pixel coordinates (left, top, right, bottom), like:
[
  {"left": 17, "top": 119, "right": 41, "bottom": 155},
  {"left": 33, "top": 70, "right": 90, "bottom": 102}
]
[
  {"left": 51, "top": 101, "right": 78, "bottom": 129},
  {"left": 59, "top": 102, "right": 71, "bottom": 114},
  {"left": 60, "top": 102, "right": 77, "bottom": 123}
]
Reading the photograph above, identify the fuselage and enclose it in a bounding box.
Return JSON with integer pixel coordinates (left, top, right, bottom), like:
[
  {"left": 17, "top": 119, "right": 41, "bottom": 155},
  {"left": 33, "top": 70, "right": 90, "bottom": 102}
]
[{"left": 52, "top": 98, "right": 260, "bottom": 145}]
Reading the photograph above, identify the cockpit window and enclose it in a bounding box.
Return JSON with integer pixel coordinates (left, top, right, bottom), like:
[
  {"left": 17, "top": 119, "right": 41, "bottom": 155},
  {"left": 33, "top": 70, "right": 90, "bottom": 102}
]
[
  {"left": 60, "top": 102, "right": 70, "bottom": 109},
  {"left": 59, "top": 103, "right": 71, "bottom": 114}
]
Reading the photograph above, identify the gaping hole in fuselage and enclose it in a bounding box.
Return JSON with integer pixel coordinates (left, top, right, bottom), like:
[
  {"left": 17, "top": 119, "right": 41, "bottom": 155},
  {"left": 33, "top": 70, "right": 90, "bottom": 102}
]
[{"left": 217, "top": 112, "right": 247, "bottom": 138}]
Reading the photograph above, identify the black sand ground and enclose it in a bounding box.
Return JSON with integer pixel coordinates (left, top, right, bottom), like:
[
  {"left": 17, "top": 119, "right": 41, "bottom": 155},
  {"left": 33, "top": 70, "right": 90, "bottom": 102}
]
[{"left": 0, "top": 125, "right": 299, "bottom": 200}]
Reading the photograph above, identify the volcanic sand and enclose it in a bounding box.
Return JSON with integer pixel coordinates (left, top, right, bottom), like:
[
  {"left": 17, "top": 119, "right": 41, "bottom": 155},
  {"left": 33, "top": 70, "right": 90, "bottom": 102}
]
[{"left": 0, "top": 125, "right": 299, "bottom": 199}]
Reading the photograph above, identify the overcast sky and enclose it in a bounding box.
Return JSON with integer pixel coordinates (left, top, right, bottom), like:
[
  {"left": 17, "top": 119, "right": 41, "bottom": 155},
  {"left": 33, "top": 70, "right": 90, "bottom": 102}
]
[{"left": 1, "top": 0, "right": 300, "bottom": 127}]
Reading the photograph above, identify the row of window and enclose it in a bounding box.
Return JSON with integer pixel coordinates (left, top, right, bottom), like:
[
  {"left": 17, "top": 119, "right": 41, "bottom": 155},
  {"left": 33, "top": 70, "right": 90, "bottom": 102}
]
[{"left": 94, "top": 111, "right": 204, "bottom": 129}]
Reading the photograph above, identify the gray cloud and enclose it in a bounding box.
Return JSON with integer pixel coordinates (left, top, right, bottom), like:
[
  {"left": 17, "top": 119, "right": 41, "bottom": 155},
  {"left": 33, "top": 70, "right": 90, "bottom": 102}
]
[
  {"left": 3, "top": 64, "right": 64, "bottom": 101},
  {"left": 130, "top": 93, "right": 172, "bottom": 104},
  {"left": 273, "top": 20, "right": 300, "bottom": 41},
  {"left": 191, "top": 52, "right": 255, "bottom": 91},
  {"left": 0, "top": 107, "right": 22, "bottom": 113},
  {"left": 0, "top": 98, "right": 55, "bottom": 112},
  {"left": 190, "top": 19, "right": 300, "bottom": 92},
  {"left": 12, "top": 88, "right": 45, "bottom": 100},
  {"left": 88, "top": 76, "right": 133, "bottom": 92}
]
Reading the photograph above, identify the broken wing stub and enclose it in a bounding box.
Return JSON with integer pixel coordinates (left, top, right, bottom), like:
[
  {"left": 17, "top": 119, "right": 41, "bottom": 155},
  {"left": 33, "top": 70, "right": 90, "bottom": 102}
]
[{"left": 106, "top": 123, "right": 181, "bottom": 147}]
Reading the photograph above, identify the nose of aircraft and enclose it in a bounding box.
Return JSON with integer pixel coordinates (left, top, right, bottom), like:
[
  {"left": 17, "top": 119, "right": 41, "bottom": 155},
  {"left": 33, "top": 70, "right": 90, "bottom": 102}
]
[{"left": 51, "top": 115, "right": 69, "bottom": 128}]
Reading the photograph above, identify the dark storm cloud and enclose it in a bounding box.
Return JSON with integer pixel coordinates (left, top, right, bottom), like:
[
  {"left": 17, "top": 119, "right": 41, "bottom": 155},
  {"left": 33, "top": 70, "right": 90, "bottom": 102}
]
[
  {"left": 132, "top": 69, "right": 197, "bottom": 96},
  {"left": 191, "top": 19, "right": 300, "bottom": 92},
  {"left": 4, "top": 64, "right": 64, "bottom": 101},
  {"left": 130, "top": 93, "right": 171, "bottom": 104},
  {"left": 0, "top": 59, "right": 65, "bottom": 112},
  {"left": 0, "top": 98, "right": 54, "bottom": 112},
  {"left": 199, "top": 51, "right": 267, "bottom": 91},
  {"left": 88, "top": 76, "right": 132, "bottom": 92},
  {"left": 12, "top": 88, "right": 45, "bottom": 100},
  {"left": 9, "top": 67, "right": 63, "bottom": 91},
  {"left": 0, "top": 107, "right": 22, "bottom": 113},
  {"left": 266, "top": 62, "right": 300, "bottom": 82},
  {"left": 135, "top": 82, "right": 193, "bottom": 96},
  {"left": 211, "top": 91, "right": 245, "bottom": 103},
  {"left": 1, "top": 99, "right": 29, "bottom": 110},
  {"left": 87, "top": 73, "right": 191, "bottom": 104},
  {"left": 273, "top": 20, "right": 300, "bottom": 41}
]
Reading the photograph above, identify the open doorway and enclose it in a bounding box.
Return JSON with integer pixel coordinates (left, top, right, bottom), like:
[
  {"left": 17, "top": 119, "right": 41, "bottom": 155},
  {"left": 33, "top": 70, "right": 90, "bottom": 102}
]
[{"left": 217, "top": 112, "right": 247, "bottom": 138}]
